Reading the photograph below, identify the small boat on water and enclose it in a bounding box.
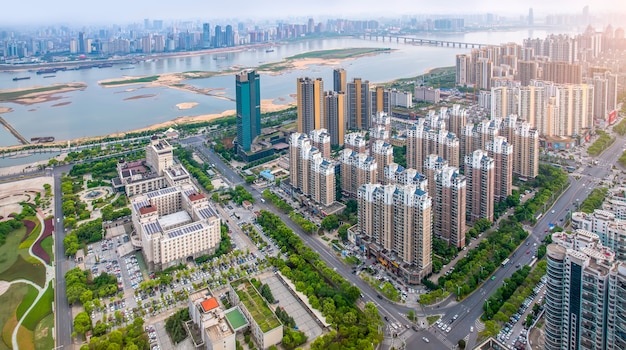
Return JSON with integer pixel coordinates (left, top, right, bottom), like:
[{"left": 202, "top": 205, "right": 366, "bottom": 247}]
[
  {"left": 265, "top": 48, "right": 274, "bottom": 52},
  {"left": 213, "top": 56, "right": 227, "bottom": 60},
  {"left": 43, "top": 75, "right": 56, "bottom": 78},
  {"left": 12, "top": 76, "right": 31, "bottom": 81},
  {"left": 120, "top": 66, "right": 135, "bottom": 70}
]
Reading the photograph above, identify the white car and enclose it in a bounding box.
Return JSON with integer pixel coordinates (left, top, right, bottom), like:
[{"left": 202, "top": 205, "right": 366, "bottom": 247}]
[
  {"left": 446, "top": 326, "right": 452, "bottom": 333},
  {"left": 470, "top": 326, "right": 474, "bottom": 332},
  {"left": 422, "top": 337, "right": 430, "bottom": 343}
]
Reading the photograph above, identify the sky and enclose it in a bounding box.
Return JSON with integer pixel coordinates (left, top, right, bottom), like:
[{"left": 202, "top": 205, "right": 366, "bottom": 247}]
[{"left": 0, "top": 0, "right": 623, "bottom": 26}]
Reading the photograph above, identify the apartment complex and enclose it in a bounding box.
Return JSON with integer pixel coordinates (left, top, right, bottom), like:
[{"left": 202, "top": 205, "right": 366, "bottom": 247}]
[
  {"left": 296, "top": 77, "right": 324, "bottom": 134},
  {"left": 289, "top": 131, "right": 336, "bottom": 206},
  {"left": 236, "top": 70, "right": 261, "bottom": 154},
  {"left": 339, "top": 149, "right": 377, "bottom": 197},
  {"left": 434, "top": 165, "right": 466, "bottom": 248},
  {"left": 333, "top": 68, "right": 346, "bottom": 93},
  {"left": 114, "top": 137, "right": 191, "bottom": 197},
  {"left": 511, "top": 121, "right": 540, "bottom": 178},
  {"left": 131, "top": 185, "right": 221, "bottom": 271},
  {"left": 572, "top": 209, "right": 626, "bottom": 262},
  {"left": 414, "top": 86, "right": 441, "bottom": 104},
  {"left": 357, "top": 183, "right": 432, "bottom": 284},
  {"left": 545, "top": 230, "right": 626, "bottom": 350},
  {"left": 383, "top": 163, "right": 427, "bottom": 189},
  {"left": 347, "top": 78, "right": 371, "bottom": 130},
  {"left": 406, "top": 119, "right": 460, "bottom": 173},
  {"left": 371, "top": 140, "right": 393, "bottom": 184},
  {"left": 371, "top": 86, "right": 392, "bottom": 116},
  {"left": 323, "top": 90, "right": 346, "bottom": 146},
  {"left": 486, "top": 136, "right": 513, "bottom": 203},
  {"left": 344, "top": 132, "right": 368, "bottom": 154},
  {"left": 390, "top": 89, "right": 413, "bottom": 108},
  {"left": 464, "top": 150, "right": 495, "bottom": 223}
]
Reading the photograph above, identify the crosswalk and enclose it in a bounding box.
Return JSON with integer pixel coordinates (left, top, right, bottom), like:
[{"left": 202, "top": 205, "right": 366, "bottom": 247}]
[{"left": 474, "top": 319, "right": 486, "bottom": 333}]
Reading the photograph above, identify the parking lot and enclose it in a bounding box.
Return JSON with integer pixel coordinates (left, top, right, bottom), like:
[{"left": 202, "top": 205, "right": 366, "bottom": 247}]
[{"left": 262, "top": 274, "right": 323, "bottom": 340}]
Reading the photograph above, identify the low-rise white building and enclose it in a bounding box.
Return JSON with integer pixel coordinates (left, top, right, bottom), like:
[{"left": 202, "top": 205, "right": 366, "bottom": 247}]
[
  {"left": 188, "top": 289, "right": 243, "bottom": 350},
  {"left": 131, "top": 185, "right": 221, "bottom": 270}
]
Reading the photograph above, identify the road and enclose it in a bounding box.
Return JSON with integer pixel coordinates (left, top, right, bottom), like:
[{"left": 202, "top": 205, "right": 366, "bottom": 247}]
[{"left": 52, "top": 164, "right": 73, "bottom": 350}]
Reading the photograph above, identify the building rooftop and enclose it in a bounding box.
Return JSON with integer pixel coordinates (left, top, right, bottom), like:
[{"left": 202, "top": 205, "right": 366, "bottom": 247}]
[
  {"left": 225, "top": 308, "right": 247, "bottom": 330},
  {"left": 200, "top": 297, "right": 219, "bottom": 313},
  {"left": 158, "top": 211, "right": 192, "bottom": 230},
  {"left": 231, "top": 279, "right": 281, "bottom": 333},
  {"left": 166, "top": 222, "right": 205, "bottom": 240}
]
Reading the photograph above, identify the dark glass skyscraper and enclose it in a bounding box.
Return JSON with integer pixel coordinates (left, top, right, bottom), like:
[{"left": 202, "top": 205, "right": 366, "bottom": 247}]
[{"left": 236, "top": 70, "right": 261, "bottom": 154}]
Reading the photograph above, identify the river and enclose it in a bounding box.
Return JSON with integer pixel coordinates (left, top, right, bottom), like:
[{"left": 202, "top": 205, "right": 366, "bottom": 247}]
[{"left": 0, "top": 28, "right": 579, "bottom": 153}]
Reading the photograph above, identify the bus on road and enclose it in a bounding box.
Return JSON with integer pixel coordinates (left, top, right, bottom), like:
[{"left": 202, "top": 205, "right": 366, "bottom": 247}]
[{"left": 502, "top": 258, "right": 510, "bottom": 267}]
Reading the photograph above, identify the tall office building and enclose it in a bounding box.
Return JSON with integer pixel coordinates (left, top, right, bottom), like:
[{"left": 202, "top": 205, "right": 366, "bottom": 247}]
[
  {"left": 236, "top": 70, "right": 261, "bottom": 154},
  {"left": 486, "top": 136, "right": 513, "bottom": 203},
  {"left": 434, "top": 165, "right": 466, "bottom": 248},
  {"left": 372, "top": 140, "right": 394, "bottom": 184},
  {"left": 545, "top": 230, "right": 626, "bottom": 350},
  {"left": 297, "top": 77, "right": 324, "bottom": 134},
  {"left": 333, "top": 68, "right": 346, "bottom": 93},
  {"left": 339, "top": 149, "right": 377, "bottom": 197},
  {"left": 323, "top": 91, "right": 346, "bottom": 146},
  {"left": 357, "top": 183, "right": 432, "bottom": 284},
  {"left": 78, "top": 32, "right": 86, "bottom": 54},
  {"left": 347, "top": 78, "right": 371, "bottom": 130},
  {"left": 289, "top": 133, "right": 336, "bottom": 206},
  {"left": 465, "top": 150, "right": 495, "bottom": 223},
  {"left": 371, "top": 86, "right": 392, "bottom": 116}
]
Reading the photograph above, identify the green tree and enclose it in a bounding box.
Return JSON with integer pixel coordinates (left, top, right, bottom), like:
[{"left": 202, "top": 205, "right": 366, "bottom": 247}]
[
  {"left": 73, "top": 312, "right": 92, "bottom": 339},
  {"left": 458, "top": 339, "right": 466, "bottom": 349},
  {"left": 321, "top": 214, "right": 340, "bottom": 231}
]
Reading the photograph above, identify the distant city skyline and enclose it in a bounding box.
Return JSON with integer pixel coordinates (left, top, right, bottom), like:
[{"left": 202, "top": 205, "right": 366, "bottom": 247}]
[{"left": 0, "top": 0, "right": 621, "bottom": 26}]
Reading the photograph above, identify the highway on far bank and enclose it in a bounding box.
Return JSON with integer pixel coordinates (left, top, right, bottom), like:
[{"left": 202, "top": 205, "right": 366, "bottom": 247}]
[{"left": 180, "top": 133, "right": 625, "bottom": 348}]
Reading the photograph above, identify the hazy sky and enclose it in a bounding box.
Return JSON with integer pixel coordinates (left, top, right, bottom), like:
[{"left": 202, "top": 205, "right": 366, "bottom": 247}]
[{"left": 0, "top": 0, "right": 623, "bottom": 26}]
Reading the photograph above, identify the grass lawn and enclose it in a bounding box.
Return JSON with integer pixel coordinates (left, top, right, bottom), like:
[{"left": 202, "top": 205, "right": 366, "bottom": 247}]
[
  {"left": 16, "top": 325, "right": 34, "bottom": 350},
  {"left": 0, "top": 284, "right": 28, "bottom": 350},
  {"left": 23, "top": 284, "right": 53, "bottom": 331},
  {"left": 287, "top": 48, "right": 390, "bottom": 60},
  {"left": 0, "top": 253, "right": 46, "bottom": 288},
  {"left": 16, "top": 285, "right": 38, "bottom": 320},
  {"left": 101, "top": 75, "right": 159, "bottom": 86},
  {"left": 0, "top": 227, "right": 26, "bottom": 273},
  {"left": 234, "top": 281, "right": 280, "bottom": 332},
  {"left": 34, "top": 313, "right": 54, "bottom": 350},
  {"left": 40, "top": 236, "right": 53, "bottom": 263}
]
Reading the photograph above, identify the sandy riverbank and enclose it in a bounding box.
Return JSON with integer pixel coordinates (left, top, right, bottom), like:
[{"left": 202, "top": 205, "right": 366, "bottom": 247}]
[
  {"left": 0, "top": 83, "right": 87, "bottom": 105},
  {"left": 176, "top": 102, "right": 199, "bottom": 110}
]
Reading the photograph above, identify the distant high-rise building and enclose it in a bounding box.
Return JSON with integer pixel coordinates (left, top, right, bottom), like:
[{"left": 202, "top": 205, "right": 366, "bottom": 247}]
[
  {"left": 78, "top": 32, "right": 86, "bottom": 54},
  {"left": 236, "top": 70, "right": 261, "bottom": 154},
  {"left": 202, "top": 23, "right": 211, "bottom": 48},
  {"left": 323, "top": 91, "right": 346, "bottom": 146},
  {"left": 541, "top": 61, "right": 582, "bottom": 84},
  {"left": 517, "top": 60, "right": 538, "bottom": 86},
  {"left": 490, "top": 86, "right": 517, "bottom": 120},
  {"left": 589, "top": 71, "right": 618, "bottom": 124},
  {"left": 528, "top": 8, "right": 534, "bottom": 26},
  {"left": 297, "top": 77, "right": 324, "bottom": 134},
  {"left": 347, "top": 78, "right": 371, "bottom": 130},
  {"left": 333, "top": 68, "right": 346, "bottom": 93},
  {"left": 141, "top": 35, "right": 152, "bottom": 54},
  {"left": 434, "top": 165, "right": 466, "bottom": 248},
  {"left": 225, "top": 25, "right": 234, "bottom": 47},
  {"left": 456, "top": 54, "right": 471, "bottom": 86},
  {"left": 465, "top": 150, "right": 495, "bottom": 223},
  {"left": 502, "top": 116, "right": 539, "bottom": 179},
  {"left": 357, "top": 183, "right": 432, "bottom": 284}
]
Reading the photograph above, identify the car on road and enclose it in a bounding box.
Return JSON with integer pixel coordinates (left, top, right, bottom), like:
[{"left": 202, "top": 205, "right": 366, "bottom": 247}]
[
  {"left": 526, "top": 250, "right": 530, "bottom": 254},
  {"left": 422, "top": 337, "right": 430, "bottom": 343},
  {"left": 491, "top": 276, "right": 496, "bottom": 280},
  {"left": 377, "top": 294, "right": 382, "bottom": 299},
  {"left": 470, "top": 326, "right": 474, "bottom": 332},
  {"left": 446, "top": 326, "right": 451, "bottom": 333}
]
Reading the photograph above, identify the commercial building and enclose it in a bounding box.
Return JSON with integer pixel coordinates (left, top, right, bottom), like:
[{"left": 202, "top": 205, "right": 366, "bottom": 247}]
[
  {"left": 229, "top": 279, "right": 283, "bottom": 349},
  {"left": 545, "top": 231, "right": 626, "bottom": 350},
  {"left": 347, "top": 78, "right": 371, "bottom": 130},
  {"left": 188, "top": 289, "right": 244, "bottom": 350},
  {"left": 236, "top": 70, "right": 261, "bottom": 154},
  {"left": 486, "top": 136, "right": 513, "bottom": 203},
  {"left": 323, "top": 90, "right": 346, "bottom": 146},
  {"left": 464, "top": 150, "right": 495, "bottom": 223},
  {"left": 434, "top": 165, "right": 466, "bottom": 248},
  {"left": 289, "top": 132, "right": 336, "bottom": 206},
  {"left": 357, "top": 183, "right": 432, "bottom": 284},
  {"left": 296, "top": 77, "right": 324, "bottom": 134},
  {"left": 339, "top": 149, "right": 377, "bottom": 197},
  {"left": 114, "top": 137, "right": 191, "bottom": 197},
  {"left": 131, "top": 185, "right": 221, "bottom": 271}
]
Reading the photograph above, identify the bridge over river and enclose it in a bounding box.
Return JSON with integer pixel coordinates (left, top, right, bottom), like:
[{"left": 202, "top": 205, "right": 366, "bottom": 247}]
[{"left": 355, "top": 33, "right": 487, "bottom": 49}]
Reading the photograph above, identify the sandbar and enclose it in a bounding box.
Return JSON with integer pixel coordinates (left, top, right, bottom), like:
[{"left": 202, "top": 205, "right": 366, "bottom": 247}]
[
  {"left": 0, "top": 107, "right": 13, "bottom": 113},
  {"left": 123, "top": 94, "right": 157, "bottom": 101},
  {"left": 176, "top": 102, "right": 199, "bottom": 110},
  {"left": 52, "top": 101, "right": 71, "bottom": 107}
]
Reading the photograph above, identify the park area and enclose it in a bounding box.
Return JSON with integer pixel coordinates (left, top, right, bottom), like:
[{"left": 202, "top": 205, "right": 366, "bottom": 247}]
[{"left": 0, "top": 178, "right": 55, "bottom": 350}]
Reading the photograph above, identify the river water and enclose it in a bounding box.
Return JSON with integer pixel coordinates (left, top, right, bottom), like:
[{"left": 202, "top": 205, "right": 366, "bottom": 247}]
[{"left": 0, "top": 28, "right": 578, "bottom": 151}]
